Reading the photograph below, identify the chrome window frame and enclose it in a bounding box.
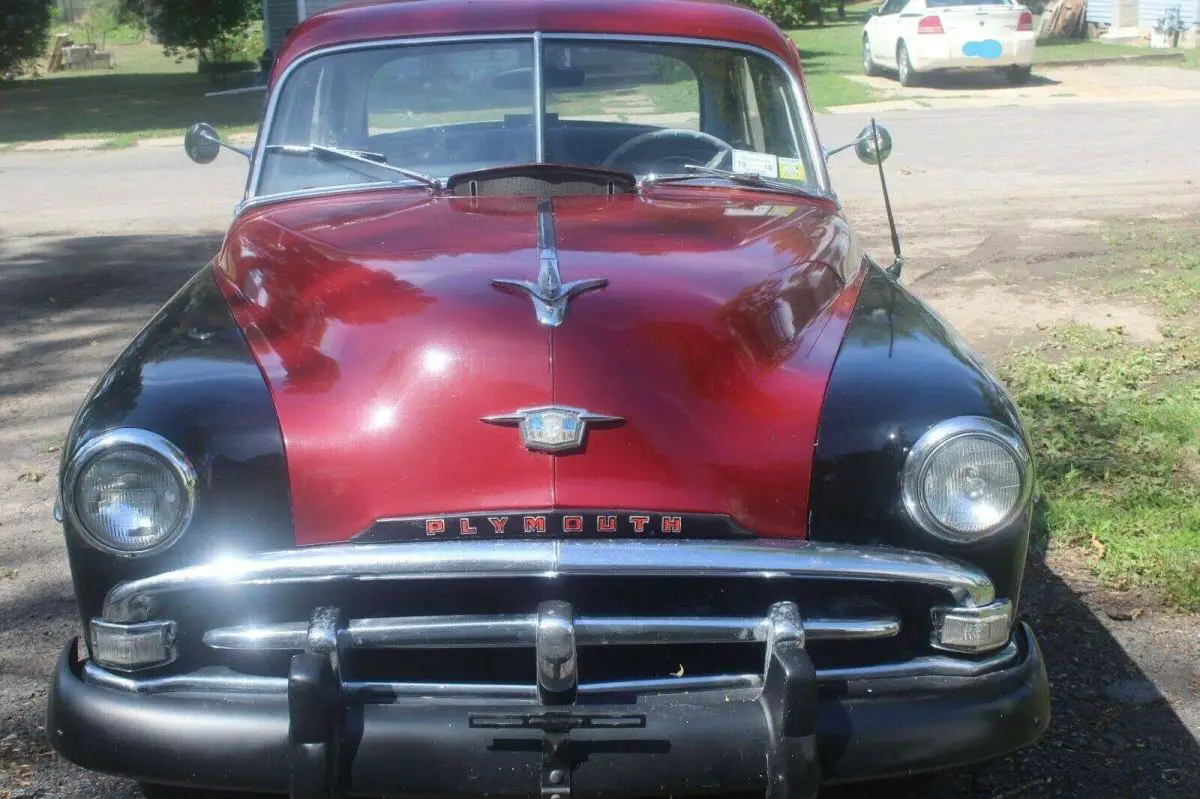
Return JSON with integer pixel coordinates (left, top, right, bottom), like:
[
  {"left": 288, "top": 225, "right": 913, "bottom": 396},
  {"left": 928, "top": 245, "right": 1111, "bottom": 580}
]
[{"left": 239, "top": 32, "right": 833, "bottom": 215}]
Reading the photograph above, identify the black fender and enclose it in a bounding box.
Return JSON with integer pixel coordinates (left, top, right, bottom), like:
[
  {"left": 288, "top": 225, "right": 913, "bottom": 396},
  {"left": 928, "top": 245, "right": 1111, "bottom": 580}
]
[
  {"left": 809, "top": 263, "right": 1031, "bottom": 604},
  {"left": 58, "top": 267, "right": 292, "bottom": 628}
]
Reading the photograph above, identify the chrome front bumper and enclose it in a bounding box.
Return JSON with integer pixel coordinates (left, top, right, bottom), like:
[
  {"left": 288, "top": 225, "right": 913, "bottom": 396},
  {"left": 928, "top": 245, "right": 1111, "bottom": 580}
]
[{"left": 55, "top": 540, "right": 1049, "bottom": 796}]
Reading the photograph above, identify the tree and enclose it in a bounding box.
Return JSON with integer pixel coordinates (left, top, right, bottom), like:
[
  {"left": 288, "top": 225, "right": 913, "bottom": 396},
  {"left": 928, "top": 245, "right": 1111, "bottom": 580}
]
[
  {"left": 0, "top": 0, "right": 52, "bottom": 79},
  {"left": 133, "top": 0, "right": 258, "bottom": 82},
  {"left": 81, "top": 0, "right": 119, "bottom": 51}
]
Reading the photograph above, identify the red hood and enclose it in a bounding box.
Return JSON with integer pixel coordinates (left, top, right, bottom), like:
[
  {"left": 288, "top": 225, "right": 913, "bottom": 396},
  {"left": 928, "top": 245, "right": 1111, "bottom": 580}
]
[{"left": 216, "top": 189, "right": 863, "bottom": 545}]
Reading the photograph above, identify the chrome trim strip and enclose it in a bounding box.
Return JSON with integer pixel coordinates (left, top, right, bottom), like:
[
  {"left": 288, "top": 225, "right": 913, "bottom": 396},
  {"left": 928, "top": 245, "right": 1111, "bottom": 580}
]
[
  {"left": 815, "top": 639, "right": 1020, "bottom": 682},
  {"left": 104, "top": 540, "right": 995, "bottom": 623},
  {"left": 80, "top": 640, "right": 1020, "bottom": 697},
  {"left": 62, "top": 429, "right": 197, "bottom": 559},
  {"left": 533, "top": 31, "right": 546, "bottom": 164},
  {"left": 242, "top": 32, "right": 833, "bottom": 214},
  {"left": 203, "top": 613, "right": 901, "bottom": 651}
]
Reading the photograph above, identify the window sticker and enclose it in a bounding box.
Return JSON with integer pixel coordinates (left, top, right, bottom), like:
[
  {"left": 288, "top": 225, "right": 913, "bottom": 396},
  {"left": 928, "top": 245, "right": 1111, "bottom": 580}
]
[
  {"left": 731, "top": 149, "right": 779, "bottom": 178},
  {"left": 777, "top": 157, "right": 807, "bottom": 181}
]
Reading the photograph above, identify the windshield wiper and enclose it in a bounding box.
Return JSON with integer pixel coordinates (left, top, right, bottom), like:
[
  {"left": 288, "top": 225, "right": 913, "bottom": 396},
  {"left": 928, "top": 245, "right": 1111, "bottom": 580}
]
[
  {"left": 264, "top": 143, "right": 440, "bottom": 190},
  {"left": 643, "top": 164, "right": 825, "bottom": 199}
]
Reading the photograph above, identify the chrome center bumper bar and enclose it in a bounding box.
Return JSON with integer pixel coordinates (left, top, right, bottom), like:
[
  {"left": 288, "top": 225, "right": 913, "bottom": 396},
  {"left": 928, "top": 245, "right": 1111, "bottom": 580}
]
[
  {"left": 203, "top": 612, "right": 901, "bottom": 651},
  {"left": 102, "top": 539, "right": 995, "bottom": 623}
]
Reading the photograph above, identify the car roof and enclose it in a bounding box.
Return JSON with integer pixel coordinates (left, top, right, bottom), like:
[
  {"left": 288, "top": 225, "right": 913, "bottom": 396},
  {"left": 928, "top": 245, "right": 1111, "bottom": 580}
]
[{"left": 274, "top": 0, "right": 804, "bottom": 79}]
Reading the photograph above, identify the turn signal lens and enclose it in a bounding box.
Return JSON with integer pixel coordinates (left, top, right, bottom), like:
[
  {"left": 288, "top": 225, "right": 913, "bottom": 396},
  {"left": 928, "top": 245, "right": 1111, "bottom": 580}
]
[
  {"left": 90, "top": 619, "right": 177, "bottom": 671},
  {"left": 932, "top": 601, "right": 1012, "bottom": 653},
  {"left": 1017, "top": 11, "right": 1034, "bottom": 31},
  {"left": 918, "top": 15, "right": 945, "bottom": 34}
]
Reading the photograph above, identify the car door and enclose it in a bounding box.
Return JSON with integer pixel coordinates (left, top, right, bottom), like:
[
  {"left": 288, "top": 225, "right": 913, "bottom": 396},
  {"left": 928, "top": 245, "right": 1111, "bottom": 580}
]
[{"left": 870, "top": 0, "right": 909, "bottom": 65}]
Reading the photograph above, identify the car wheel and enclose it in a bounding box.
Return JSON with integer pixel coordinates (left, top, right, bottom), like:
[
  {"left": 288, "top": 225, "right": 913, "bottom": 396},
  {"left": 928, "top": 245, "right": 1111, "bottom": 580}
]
[
  {"left": 1008, "top": 64, "right": 1033, "bottom": 85},
  {"left": 863, "top": 35, "right": 880, "bottom": 77},
  {"left": 897, "top": 42, "right": 919, "bottom": 86}
]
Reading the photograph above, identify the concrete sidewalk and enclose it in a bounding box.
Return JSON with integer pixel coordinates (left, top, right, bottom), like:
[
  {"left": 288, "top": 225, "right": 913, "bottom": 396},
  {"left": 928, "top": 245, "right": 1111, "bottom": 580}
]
[{"left": 829, "top": 62, "right": 1200, "bottom": 114}]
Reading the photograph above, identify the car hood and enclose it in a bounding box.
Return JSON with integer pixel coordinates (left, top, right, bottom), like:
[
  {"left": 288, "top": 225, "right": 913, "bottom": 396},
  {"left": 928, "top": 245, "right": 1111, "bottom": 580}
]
[{"left": 216, "top": 189, "right": 863, "bottom": 545}]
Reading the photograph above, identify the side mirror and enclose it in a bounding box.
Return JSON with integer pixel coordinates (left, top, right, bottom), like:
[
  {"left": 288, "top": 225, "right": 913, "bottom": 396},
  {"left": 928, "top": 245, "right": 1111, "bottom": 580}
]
[
  {"left": 854, "top": 123, "right": 893, "bottom": 165},
  {"left": 823, "top": 122, "right": 894, "bottom": 164},
  {"left": 184, "top": 122, "right": 252, "bottom": 163},
  {"left": 185, "top": 123, "right": 222, "bottom": 164}
]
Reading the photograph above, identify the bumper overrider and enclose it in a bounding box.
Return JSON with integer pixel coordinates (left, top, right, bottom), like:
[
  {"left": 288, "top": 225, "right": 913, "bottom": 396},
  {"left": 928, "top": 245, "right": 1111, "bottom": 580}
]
[{"left": 48, "top": 540, "right": 1050, "bottom": 797}]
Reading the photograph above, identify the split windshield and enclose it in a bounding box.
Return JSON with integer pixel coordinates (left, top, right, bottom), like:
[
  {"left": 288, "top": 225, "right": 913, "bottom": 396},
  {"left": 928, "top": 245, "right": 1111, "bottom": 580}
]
[{"left": 256, "top": 37, "right": 819, "bottom": 197}]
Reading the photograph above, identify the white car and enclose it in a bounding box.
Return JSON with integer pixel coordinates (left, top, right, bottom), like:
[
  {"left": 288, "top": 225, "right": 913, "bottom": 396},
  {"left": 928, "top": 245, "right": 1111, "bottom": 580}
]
[{"left": 862, "top": 0, "right": 1036, "bottom": 86}]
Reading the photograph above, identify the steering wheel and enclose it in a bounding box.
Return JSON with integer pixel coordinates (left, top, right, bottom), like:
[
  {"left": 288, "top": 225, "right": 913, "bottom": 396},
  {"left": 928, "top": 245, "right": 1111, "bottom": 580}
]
[{"left": 601, "top": 128, "right": 733, "bottom": 171}]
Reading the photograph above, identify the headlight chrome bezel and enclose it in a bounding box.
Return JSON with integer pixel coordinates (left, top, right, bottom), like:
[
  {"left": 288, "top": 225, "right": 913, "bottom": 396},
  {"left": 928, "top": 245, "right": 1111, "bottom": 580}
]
[
  {"left": 62, "top": 429, "right": 197, "bottom": 558},
  {"left": 902, "top": 416, "right": 1032, "bottom": 543}
]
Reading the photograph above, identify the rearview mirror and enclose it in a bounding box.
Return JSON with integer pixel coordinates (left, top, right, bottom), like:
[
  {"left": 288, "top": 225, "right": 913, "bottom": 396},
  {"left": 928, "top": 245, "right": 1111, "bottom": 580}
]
[
  {"left": 184, "top": 122, "right": 222, "bottom": 164},
  {"left": 491, "top": 65, "right": 587, "bottom": 91},
  {"left": 854, "top": 123, "right": 893, "bottom": 165},
  {"left": 822, "top": 122, "right": 894, "bottom": 164},
  {"left": 184, "top": 122, "right": 252, "bottom": 164}
]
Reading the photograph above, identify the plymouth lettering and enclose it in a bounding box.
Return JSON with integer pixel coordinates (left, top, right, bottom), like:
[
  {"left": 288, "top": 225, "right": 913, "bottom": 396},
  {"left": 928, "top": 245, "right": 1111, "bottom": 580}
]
[{"left": 524, "top": 515, "right": 547, "bottom": 534}]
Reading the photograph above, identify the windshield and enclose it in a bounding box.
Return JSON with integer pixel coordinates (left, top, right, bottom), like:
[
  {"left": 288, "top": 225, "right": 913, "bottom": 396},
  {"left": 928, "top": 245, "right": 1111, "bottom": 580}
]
[{"left": 255, "top": 37, "right": 819, "bottom": 197}]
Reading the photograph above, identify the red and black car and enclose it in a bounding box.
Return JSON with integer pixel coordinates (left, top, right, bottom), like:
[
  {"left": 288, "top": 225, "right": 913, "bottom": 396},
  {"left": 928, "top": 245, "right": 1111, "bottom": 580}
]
[{"left": 47, "top": 0, "right": 1049, "bottom": 796}]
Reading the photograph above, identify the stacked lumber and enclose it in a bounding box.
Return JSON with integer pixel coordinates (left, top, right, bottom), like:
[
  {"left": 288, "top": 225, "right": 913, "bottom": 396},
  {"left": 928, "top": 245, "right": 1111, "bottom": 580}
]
[
  {"left": 1037, "top": 0, "right": 1088, "bottom": 38},
  {"left": 46, "top": 33, "right": 70, "bottom": 72}
]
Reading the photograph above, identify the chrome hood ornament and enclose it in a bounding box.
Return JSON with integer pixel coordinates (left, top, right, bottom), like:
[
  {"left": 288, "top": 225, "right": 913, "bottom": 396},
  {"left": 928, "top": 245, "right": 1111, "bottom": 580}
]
[
  {"left": 491, "top": 199, "right": 607, "bottom": 327},
  {"left": 481, "top": 405, "right": 624, "bottom": 453}
]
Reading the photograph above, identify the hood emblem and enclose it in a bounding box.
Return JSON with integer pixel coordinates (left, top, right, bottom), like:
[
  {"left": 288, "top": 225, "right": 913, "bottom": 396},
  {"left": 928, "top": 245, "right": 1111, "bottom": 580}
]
[
  {"left": 491, "top": 199, "right": 608, "bottom": 327},
  {"left": 481, "top": 405, "right": 624, "bottom": 453}
]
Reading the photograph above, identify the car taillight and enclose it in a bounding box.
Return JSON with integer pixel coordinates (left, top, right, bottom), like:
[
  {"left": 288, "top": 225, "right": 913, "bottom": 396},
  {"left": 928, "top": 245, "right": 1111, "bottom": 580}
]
[
  {"left": 918, "top": 15, "right": 945, "bottom": 34},
  {"left": 1017, "top": 10, "right": 1033, "bottom": 31}
]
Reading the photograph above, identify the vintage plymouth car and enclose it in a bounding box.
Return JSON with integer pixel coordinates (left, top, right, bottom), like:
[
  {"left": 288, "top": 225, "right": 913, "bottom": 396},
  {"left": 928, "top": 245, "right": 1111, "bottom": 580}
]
[{"left": 47, "top": 0, "right": 1049, "bottom": 796}]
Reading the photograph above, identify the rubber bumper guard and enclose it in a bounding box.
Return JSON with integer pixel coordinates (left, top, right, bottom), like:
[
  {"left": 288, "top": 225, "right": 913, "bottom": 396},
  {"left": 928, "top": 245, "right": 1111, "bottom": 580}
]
[{"left": 286, "top": 601, "right": 820, "bottom": 799}]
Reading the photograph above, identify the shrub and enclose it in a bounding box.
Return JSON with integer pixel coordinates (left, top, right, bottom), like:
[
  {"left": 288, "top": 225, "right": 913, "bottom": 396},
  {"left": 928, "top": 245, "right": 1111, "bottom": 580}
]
[{"left": 0, "top": 0, "right": 52, "bottom": 79}]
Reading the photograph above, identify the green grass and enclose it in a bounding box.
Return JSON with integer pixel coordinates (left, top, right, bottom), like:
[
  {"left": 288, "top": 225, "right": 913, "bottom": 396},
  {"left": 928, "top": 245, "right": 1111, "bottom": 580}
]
[
  {"left": 1035, "top": 36, "right": 1200, "bottom": 68},
  {"left": 1103, "top": 224, "right": 1200, "bottom": 317},
  {"left": 998, "top": 224, "right": 1200, "bottom": 610},
  {"left": 787, "top": 3, "right": 881, "bottom": 110},
  {"left": 94, "top": 133, "right": 139, "bottom": 150},
  {"left": 0, "top": 37, "right": 262, "bottom": 144}
]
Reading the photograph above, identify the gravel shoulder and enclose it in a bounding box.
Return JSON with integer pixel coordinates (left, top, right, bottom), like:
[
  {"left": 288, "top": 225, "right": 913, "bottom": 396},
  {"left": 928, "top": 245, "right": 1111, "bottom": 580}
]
[{"left": 3, "top": 100, "right": 1200, "bottom": 798}]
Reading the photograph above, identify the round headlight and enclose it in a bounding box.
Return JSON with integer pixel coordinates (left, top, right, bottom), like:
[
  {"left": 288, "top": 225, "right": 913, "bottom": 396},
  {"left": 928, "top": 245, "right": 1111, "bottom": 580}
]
[
  {"left": 902, "top": 417, "right": 1031, "bottom": 542},
  {"left": 64, "top": 430, "right": 195, "bottom": 557}
]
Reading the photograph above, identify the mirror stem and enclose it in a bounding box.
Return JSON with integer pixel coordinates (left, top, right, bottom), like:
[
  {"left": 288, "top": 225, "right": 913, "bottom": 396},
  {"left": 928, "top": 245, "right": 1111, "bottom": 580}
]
[
  {"left": 871, "top": 118, "right": 903, "bottom": 278},
  {"left": 202, "top": 131, "right": 252, "bottom": 160}
]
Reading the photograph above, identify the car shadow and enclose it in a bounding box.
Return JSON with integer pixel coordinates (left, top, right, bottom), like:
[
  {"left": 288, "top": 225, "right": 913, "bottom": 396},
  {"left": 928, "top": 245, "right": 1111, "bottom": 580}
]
[{"left": 910, "top": 70, "right": 1061, "bottom": 91}]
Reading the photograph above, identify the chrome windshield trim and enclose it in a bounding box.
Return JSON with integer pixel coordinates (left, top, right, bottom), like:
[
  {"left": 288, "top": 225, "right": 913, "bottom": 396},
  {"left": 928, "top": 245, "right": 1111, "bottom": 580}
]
[
  {"left": 532, "top": 31, "right": 546, "bottom": 164},
  {"left": 103, "top": 540, "right": 994, "bottom": 623},
  {"left": 243, "top": 32, "right": 832, "bottom": 214},
  {"left": 81, "top": 640, "right": 1019, "bottom": 697},
  {"left": 202, "top": 613, "right": 901, "bottom": 651}
]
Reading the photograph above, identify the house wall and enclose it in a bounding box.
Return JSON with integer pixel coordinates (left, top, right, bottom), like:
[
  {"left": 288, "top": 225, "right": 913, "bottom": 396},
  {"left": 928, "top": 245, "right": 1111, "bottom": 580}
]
[
  {"left": 1138, "top": 0, "right": 1199, "bottom": 27},
  {"left": 1087, "top": 0, "right": 1115, "bottom": 25},
  {"left": 266, "top": 0, "right": 300, "bottom": 55},
  {"left": 1113, "top": 0, "right": 1140, "bottom": 26}
]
